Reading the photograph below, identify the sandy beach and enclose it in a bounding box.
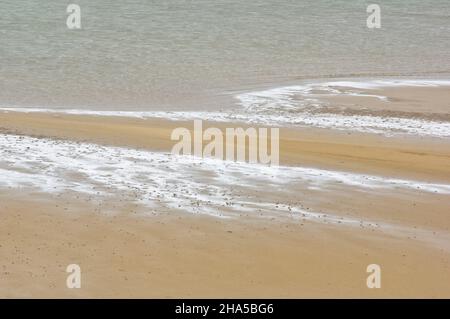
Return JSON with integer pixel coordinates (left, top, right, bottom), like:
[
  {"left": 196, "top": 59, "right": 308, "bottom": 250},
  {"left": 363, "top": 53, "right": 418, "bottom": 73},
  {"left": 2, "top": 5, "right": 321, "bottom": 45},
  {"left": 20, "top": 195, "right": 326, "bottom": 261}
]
[
  {"left": 1, "top": 108, "right": 450, "bottom": 183},
  {"left": 1, "top": 192, "right": 450, "bottom": 298},
  {"left": 1, "top": 82, "right": 450, "bottom": 298},
  {"left": 2, "top": 0, "right": 450, "bottom": 302}
]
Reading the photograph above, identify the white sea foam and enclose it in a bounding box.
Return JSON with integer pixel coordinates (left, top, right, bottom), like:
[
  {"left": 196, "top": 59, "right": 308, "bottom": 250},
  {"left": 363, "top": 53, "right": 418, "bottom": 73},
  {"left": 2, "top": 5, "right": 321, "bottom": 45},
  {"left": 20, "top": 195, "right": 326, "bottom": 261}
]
[
  {"left": 235, "top": 79, "right": 450, "bottom": 138},
  {"left": 1, "top": 134, "right": 450, "bottom": 223},
  {"left": 2, "top": 79, "right": 450, "bottom": 138}
]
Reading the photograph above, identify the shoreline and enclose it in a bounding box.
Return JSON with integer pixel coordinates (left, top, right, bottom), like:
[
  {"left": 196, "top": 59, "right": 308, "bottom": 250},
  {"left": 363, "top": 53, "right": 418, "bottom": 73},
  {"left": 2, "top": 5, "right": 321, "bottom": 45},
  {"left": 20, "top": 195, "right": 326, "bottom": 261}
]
[
  {"left": 2, "top": 0, "right": 450, "bottom": 299},
  {"left": 2, "top": 78, "right": 450, "bottom": 137},
  {"left": 1, "top": 78, "right": 450, "bottom": 298}
]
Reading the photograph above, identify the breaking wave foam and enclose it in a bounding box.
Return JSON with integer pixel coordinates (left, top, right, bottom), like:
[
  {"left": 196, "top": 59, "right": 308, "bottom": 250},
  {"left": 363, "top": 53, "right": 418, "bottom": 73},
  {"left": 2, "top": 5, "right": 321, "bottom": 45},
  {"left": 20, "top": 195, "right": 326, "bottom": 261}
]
[
  {"left": 2, "top": 79, "right": 450, "bottom": 138},
  {"left": 235, "top": 79, "right": 450, "bottom": 138}
]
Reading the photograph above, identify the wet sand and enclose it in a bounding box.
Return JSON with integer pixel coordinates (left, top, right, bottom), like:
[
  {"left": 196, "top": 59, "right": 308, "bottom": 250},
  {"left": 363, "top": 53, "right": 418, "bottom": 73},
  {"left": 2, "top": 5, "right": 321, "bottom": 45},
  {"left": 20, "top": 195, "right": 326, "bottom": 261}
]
[
  {"left": 0, "top": 90, "right": 450, "bottom": 298},
  {"left": 1, "top": 111, "right": 449, "bottom": 183},
  {"left": 1, "top": 192, "right": 449, "bottom": 298}
]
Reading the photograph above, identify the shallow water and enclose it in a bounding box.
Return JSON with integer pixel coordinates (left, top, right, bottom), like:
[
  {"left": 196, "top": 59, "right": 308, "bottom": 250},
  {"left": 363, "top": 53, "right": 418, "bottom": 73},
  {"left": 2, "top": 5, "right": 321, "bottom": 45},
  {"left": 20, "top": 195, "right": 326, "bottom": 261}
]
[
  {"left": 1, "top": 0, "right": 450, "bottom": 110},
  {"left": 2, "top": 79, "right": 450, "bottom": 137}
]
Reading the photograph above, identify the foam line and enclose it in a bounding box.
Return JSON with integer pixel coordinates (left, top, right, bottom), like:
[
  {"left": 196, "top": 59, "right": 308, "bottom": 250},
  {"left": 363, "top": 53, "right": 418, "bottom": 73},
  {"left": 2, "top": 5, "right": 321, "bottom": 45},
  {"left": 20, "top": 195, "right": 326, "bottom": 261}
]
[
  {"left": 1, "top": 134, "right": 449, "bottom": 221},
  {"left": 2, "top": 79, "right": 450, "bottom": 138}
]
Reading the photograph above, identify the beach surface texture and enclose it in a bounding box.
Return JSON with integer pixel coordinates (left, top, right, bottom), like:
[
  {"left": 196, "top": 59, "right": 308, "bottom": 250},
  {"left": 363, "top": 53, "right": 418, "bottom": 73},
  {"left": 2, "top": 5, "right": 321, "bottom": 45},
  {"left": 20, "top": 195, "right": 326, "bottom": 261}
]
[{"left": 1, "top": 81, "right": 450, "bottom": 297}]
